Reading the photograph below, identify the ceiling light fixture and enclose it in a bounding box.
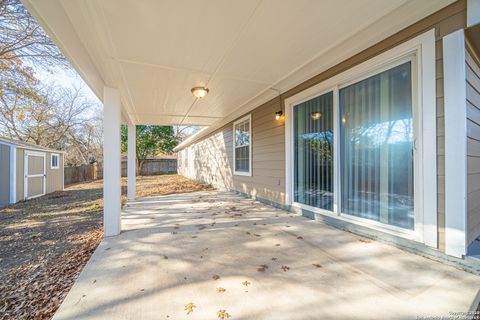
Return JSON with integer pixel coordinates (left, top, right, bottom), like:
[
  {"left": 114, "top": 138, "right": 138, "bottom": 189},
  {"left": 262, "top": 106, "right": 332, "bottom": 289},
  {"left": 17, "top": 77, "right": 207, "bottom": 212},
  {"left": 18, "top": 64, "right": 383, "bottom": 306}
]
[
  {"left": 191, "top": 86, "right": 209, "bottom": 99},
  {"left": 311, "top": 112, "right": 321, "bottom": 120}
]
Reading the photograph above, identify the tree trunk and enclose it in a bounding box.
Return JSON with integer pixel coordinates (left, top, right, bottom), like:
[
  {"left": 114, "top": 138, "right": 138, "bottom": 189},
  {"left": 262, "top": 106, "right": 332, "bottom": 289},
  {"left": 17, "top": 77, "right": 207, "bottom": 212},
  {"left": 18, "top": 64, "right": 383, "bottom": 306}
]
[{"left": 137, "top": 159, "right": 144, "bottom": 176}]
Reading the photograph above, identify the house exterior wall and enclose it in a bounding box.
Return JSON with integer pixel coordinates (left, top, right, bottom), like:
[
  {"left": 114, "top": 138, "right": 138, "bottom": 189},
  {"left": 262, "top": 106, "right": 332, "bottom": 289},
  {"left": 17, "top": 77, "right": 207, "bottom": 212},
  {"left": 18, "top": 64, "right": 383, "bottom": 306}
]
[
  {"left": 15, "top": 148, "right": 64, "bottom": 202},
  {"left": 466, "top": 39, "right": 480, "bottom": 245},
  {"left": 0, "top": 144, "right": 10, "bottom": 207},
  {"left": 177, "top": 1, "right": 467, "bottom": 252}
]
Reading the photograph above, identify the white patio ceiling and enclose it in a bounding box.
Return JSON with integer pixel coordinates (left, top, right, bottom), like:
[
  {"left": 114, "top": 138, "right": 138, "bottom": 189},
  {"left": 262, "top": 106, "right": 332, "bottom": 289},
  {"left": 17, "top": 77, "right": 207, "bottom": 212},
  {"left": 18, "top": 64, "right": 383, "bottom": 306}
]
[{"left": 24, "top": 0, "right": 454, "bottom": 129}]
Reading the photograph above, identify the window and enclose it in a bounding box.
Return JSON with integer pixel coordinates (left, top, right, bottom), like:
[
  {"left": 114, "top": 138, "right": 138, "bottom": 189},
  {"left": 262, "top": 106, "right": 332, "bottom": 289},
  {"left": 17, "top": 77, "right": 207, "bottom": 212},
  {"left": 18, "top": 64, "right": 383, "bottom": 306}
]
[
  {"left": 285, "top": 30, "right": 437, "bottom": 244},
  {"left": 51, "top": 153, "right": 59, "bottom": 169},
  {"left": 233, "top": 115, "right": 251, "bottom": 176}
]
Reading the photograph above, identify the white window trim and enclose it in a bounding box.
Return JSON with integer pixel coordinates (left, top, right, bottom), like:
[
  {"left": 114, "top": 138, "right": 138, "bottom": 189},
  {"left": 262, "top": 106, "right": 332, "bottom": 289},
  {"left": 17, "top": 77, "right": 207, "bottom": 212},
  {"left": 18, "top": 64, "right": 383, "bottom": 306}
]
[
  {"left": 233, "top": 114, "right": 252, "bottom": 176},
  {"left": 9, "top": 145, "right": 16, "bottom": 204},
  {"left": 284, "top": 29, "right": 437, "bottom": 246},
  {"left": 50, "top": 153, "right": 60, "bottom": 169}
]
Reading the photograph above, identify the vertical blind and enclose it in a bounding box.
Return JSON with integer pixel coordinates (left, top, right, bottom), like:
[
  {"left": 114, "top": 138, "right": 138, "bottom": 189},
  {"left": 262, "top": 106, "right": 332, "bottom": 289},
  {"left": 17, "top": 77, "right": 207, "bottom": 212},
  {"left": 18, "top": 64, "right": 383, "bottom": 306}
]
[
  {"left": 339, "top": 61, "right": 414, "bottom": 229},
  {"left": 294, "top": 91, "right": 334, "bottom": 210}
]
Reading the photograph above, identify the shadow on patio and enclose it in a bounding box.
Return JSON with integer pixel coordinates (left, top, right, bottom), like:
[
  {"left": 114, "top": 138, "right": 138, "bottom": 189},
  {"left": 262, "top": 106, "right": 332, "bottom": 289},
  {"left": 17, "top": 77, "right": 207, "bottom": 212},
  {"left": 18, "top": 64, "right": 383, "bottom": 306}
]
[{"left": 53, "top": 191, "right": 480, "bottom": 320}]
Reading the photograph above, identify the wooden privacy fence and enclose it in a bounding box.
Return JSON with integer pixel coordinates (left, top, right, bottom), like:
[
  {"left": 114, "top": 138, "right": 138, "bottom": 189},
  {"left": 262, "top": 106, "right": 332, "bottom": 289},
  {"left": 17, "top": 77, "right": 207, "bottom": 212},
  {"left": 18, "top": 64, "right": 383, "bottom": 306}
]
[
  {"left": 65, "top": 159, "right": 177, "bottom": 185},
  {"left": 64, "top": 164, "right": 97, "bottom": 185}
]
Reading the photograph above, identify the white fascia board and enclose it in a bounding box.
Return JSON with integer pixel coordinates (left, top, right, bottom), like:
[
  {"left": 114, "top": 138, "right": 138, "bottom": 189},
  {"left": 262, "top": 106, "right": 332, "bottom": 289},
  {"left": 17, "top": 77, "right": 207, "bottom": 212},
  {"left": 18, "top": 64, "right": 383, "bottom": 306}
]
[{"left": 443, "top": 29, "right": 467, "bottom": 258}]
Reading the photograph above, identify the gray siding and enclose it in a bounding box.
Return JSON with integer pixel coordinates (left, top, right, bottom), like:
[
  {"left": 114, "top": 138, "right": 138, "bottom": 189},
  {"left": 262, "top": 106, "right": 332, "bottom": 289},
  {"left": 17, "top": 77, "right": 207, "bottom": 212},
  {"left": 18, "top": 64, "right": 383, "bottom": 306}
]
[
  {"left": 466, "top": 44, "right": 480, "bottom": 245},
  {"left": 177, "top": 1, "right": 467, "bottom": 252},
  {"left": 0, "top": 144, "right": 10, "bottom": 207}
]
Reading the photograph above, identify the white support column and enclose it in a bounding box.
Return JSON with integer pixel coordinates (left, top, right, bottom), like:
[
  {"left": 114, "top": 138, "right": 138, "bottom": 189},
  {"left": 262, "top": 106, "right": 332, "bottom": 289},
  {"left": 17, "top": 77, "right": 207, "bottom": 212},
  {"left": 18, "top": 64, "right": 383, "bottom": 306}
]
[
  {"left": 103, "top": 87, "right": 122, "bottom": 237},
  {"left": 127, "top": 123, "right": 136, "bottom": 200},
  {"left": 443, "top": 30, "right": 467, "bottom": 258}
]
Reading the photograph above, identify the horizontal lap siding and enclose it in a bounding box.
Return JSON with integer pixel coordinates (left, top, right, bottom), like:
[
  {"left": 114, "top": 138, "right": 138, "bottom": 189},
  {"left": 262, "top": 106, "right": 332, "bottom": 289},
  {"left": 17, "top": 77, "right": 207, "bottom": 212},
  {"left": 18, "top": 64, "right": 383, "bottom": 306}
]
[
  {"left": 177, "top": 1, "right": 467, "bottom": 251},
  {"left": 466, "top": 45, "right": 480, "bottom": 244}
]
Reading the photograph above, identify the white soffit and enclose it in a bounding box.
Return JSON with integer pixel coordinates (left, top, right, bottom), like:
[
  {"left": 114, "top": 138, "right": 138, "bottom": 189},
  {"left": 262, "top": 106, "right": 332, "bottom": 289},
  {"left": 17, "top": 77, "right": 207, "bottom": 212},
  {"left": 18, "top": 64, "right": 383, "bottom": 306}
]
[{"left": 23, "top": 0, "right": 455, "bottom": 129}]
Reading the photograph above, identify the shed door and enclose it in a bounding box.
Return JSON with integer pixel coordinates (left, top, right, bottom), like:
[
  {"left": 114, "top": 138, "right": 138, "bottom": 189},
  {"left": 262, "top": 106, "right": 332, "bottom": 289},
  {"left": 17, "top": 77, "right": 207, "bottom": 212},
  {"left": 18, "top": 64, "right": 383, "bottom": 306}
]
[{"left": 24, "top": 151, "right": 46, "bottom": 199}]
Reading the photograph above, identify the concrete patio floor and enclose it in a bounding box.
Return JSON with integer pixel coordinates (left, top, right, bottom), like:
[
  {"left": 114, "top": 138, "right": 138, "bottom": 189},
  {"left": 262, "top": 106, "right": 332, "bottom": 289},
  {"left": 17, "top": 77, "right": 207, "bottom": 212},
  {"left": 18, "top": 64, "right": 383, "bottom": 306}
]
[{"left": 54, "top": 191, "right": 480, "bottom": 320}]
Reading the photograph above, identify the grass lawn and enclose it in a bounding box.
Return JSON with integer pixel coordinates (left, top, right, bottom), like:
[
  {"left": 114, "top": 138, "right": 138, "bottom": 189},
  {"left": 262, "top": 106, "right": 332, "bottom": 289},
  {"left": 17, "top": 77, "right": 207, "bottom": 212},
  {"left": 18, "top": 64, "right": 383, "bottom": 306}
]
[{"left": 0, "top": 175, "right": 213, "bottom": 320}]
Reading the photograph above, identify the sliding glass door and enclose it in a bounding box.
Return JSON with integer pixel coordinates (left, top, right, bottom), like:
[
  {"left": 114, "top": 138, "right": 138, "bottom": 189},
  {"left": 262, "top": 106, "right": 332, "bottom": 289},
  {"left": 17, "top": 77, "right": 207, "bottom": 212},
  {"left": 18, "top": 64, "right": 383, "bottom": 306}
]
[
  {"left": 339, "top": 62, "right": 414, "bottom": 230},
  {"left": 291, "top": 60, "right": 415, "bottom": 231},
  {"left": 293, "top": 92, "right": 334, "bottom": 210}
]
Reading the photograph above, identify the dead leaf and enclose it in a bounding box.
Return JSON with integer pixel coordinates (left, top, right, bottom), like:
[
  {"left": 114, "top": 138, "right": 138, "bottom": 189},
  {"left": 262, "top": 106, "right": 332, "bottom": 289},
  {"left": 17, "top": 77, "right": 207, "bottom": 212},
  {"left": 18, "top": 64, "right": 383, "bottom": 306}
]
[
  {"left": 257, "top": 264, "right": 268, "bottom": 272},
  {"left": 216, "top": 287, "right": 226, "bottom": 293},
  {"left": 281, "top": 265, "right": 290, "bottom": 272},
  {"left": 217, "top": 309, "right": 231, "bottom": 319},
  {"left": 185, "top": 302, "right": 196, "bottom": 315},
  {"left": 212, "top": 274, "right": 220, "bottom": 280},
  {"left": 242, "top": 280, "right": 251, "bottom": 286}
]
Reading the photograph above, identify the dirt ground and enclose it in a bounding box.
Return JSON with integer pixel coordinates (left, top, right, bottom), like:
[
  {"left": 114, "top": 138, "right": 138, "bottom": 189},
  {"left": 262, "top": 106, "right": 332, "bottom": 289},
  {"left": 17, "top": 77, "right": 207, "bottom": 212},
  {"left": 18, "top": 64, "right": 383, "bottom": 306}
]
[{"left": 0, "top": 175, "right": 213, "bottom": 320}]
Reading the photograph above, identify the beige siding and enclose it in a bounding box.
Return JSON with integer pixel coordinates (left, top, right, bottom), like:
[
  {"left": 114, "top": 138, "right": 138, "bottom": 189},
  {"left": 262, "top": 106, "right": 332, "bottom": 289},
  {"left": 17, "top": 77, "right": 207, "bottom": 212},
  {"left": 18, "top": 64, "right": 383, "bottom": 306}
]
[
  {"left": 178, "top": 1, "right": 467, "bottom": 251},
  {"left": 15, "top": 149, "right": 64, "bottom": 201},
  {"left": 466, "top": 42, "right": 480, "bottom": 245},
  {"left": 45, "top": 152, "right": 64, "bottom": 193},
  {"left": 0, "top": 144, "right": 10, "bottom": 207}
]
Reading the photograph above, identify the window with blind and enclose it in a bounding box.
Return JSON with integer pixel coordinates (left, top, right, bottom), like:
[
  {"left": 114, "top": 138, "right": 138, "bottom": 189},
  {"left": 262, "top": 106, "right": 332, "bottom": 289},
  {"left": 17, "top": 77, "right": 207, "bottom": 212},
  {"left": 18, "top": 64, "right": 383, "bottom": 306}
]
[
  {"left": 291, "top": 60, "right": 415, "bottom": 231},
  {"left": 233, "top": 115, "right": 251, "bottom": 176}
]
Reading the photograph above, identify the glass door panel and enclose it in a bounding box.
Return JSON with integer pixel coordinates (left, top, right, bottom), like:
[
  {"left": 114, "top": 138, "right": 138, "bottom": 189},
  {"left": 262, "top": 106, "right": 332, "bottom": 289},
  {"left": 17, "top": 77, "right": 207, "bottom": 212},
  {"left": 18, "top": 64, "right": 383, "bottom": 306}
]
[
  {"left": 339, "top": 61, "right": 414, "bottom": 230},
  {"left": 293, "top": 91, "right": 334, "bottom": 210}
]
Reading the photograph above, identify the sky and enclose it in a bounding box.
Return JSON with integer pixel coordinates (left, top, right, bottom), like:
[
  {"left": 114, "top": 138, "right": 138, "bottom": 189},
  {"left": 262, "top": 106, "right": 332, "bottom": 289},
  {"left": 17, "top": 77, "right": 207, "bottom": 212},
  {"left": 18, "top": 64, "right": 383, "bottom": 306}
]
[{"left": 35, "top": 66, "right": 101, "bottom": 108}]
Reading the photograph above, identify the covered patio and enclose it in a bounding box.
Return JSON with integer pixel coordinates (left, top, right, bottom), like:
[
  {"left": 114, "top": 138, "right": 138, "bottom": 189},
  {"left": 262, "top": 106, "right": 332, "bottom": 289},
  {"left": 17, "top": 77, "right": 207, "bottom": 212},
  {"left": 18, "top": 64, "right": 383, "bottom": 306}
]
[
  {"left": 53, "top": 191, "right": 480, "bottom": 319},
  {"left": 20, "top": 0, "right": 480, "bottom": 318}
]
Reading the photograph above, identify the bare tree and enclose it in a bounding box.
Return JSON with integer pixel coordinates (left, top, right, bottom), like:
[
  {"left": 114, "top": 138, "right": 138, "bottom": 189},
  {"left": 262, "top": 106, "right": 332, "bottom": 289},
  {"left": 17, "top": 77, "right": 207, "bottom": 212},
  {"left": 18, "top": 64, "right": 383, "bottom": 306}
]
[
  {"left": 0, "top": 0, "right": 66, "bottom": 68},
  {"left": 0, "top": 0, "right": 105, "bottom": 166},
  {"left": 174, "top": 126, "right": 203, "bottom": 142}
]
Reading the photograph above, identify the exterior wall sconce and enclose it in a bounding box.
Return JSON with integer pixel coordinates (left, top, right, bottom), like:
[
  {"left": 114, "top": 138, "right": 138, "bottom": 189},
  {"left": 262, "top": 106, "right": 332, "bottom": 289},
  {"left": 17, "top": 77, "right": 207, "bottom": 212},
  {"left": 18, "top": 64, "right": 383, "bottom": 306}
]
[
  {"left": 191, "top": 86, "right": 209, "bottom": 98},
  {"left": 275, "top": 111, "right": 283, "bottom": 120}
]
